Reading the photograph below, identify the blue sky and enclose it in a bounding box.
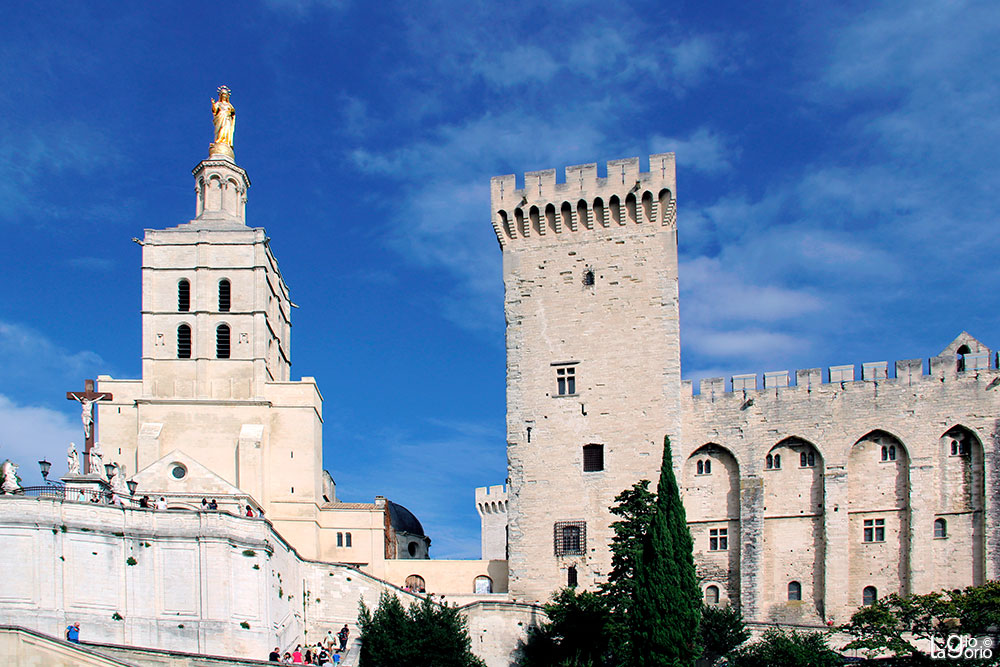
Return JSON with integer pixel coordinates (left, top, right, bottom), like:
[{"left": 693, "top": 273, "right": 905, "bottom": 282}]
[{"left": 1, "top": 0, "right": 998, "bottom": 558}]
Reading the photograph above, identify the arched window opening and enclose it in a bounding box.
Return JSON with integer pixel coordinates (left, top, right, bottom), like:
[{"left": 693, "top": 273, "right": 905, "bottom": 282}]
[
  {"left": 863, "top": 586, "right": 878, "bottom": 606},
  {"left": 934, "top": 518, "right": 947, "bottom": 538},
  {"left": 697, "top": 460, "right": 704, "bottom": 475},
  {"left": 216, "top": 324, "right": 231, "bottom": 359},
  {"left": 705, "top": 585, "right": 720, "bottom": 605},
  {"left": 408, "top": 541, "right": 417, "bottom": 557},
  {"left": 593, "top": 198, "right": 605, "bottom": 227},
  {"left": 658, "top": 189, "right": 672, "bottom": 224},
  {"left": 957, "top": 344, "right": 971, "bottom": 371},
  {"left": 474, "top": 575, "right": 493, "bottom": 594},
  {"left": 609, "top": 195, "right": 622, "bottom": 225},
  {"left": 625, "top": 193, "right": 637, "bottom": 224},
  {"left": 337, "top": 532, "right": 343, "bottom": 547},
  {"left": 888, "top": 445, "right": 896, "bottom": 461},
  {"left": 405, "top": 574, "right": 425, "bottom": 593},
  {"left": 704, "top": 460, "right": 712, "bottom": 474},
  {"left": 218, "top": 279, "right": 231, "bottom": 312},
  {"left": 545, "top": 203, "right": 557, "bottom": 233},
  {"left": 529, "top": 206, "right": 541, "bottom": 235},
  {"left": 788, "top": 581, "right": 802, "bottom": 601},
  {"left": 583, "top": 269, "right": 595, "bottom": 286},
  {"left": 178, "top": 279, "right": 190, "bottom": 312},
  {"left": 515, "top": 208, "right": 526, "bottom": 236},
  {"left": 800, "top": 450, "right": 817, "bottom": 468},
  {"left": 345, "top": 532, "right": 352, "bottom": 547},
  {"left": 567, "top": 565, "right": 578, "bottom": 587},
  {"left": 177, "top": 324, "right": 192, "bottom": 359},
  {"left": 561, "top": 201, "right": 574, "bottom": 231},
  {"left": 577, "top": 200, "right": 589, "bottom": 229},
  {"left": 951, "top": 440, "right": 959, "bottom": 455},
  {"left": 766, "top": 454, "right": 773, "bottom": 469},
  {"left": 881, "top": 445, "right": 888, "bottom": 461},
  {"left": 641, "top": 190, "right": 654, "bottom": 222},
  {"left": 774, "top": 454, "right": 781, "bottom": 468}
]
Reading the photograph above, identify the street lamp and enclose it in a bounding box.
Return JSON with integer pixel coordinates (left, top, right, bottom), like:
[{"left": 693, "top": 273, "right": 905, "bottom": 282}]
[
  {"left": 38, "top": 459, "right": 52, "bottom": 480},
  {"left": 104, "top": 463, "right": 117, "bottom": 479},
  {"left": 127, "top": 480, "right": 138, "bottom": 496}
]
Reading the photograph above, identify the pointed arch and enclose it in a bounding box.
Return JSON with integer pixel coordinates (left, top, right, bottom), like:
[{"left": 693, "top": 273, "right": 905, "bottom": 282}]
[{"left": 936, "top": 425, "right": 986, "bottom": 587}]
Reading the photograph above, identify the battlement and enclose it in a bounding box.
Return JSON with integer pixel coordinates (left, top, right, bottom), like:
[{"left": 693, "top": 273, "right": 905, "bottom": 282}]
[
  {"left": 475, "top": 484, "right": 508, "bottom": 516},
  {"left": 490, "top": 154, "right": 677, "bottom": 247},
  {"left": 686, "top": 343, "right": 997, "bottom": 399}
]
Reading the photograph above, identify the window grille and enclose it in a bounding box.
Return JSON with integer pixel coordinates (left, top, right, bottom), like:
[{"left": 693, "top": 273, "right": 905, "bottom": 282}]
[
  {"left": 216, "top": 324, "right": 230, "bottom": 359},
  {"left": 556, "top": 365, "right": 577, "bottom": 395},
  {"left": 554, "top": 521, "right": 586, "bottom": 556},
  {"left": 218, "top": 279, "right": 231, "bottom": 312},
  {"left": 709, "top": 527, "right": 728, "bottom": 551},
  {"left": 177, "top": 324, "right": 192, "bottom": 359},
  {"left": 788, "top": 581, "right": 802, "bottom": 601},
  {"left": 863, "top": 518, "right": 885, "bottom": 542},
  {"left": 582, "top": 444, "right": 604, "bottom": 472},
  {"left": 178, "top": 279, "right": 190, "bottom": 312}
]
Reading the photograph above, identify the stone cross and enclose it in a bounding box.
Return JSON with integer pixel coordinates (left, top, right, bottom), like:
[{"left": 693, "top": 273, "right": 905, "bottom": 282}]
[{"left": 66, "top": 379, "right": 113, "bottom": 475}]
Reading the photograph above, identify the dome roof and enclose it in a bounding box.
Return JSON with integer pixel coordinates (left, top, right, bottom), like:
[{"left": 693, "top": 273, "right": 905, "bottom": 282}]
[{"left": 386, "top": 501, "right": 425, "bottom": 536}]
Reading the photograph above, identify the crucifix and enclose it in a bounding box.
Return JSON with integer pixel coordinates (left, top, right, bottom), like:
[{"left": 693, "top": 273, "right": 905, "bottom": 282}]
[{"left": 66, "top": 379, "right": 113, "bottom": 475}]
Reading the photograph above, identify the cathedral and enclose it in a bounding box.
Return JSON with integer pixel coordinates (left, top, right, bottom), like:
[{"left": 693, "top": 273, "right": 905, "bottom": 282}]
[{"left": 0, "top": 90, "right": 997, "bottom": 665}]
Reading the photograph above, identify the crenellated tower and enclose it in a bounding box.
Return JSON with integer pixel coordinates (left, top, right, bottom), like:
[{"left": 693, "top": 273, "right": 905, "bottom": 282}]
[{"left": 493, "top": 154, "right": 682, "bottom": 599}]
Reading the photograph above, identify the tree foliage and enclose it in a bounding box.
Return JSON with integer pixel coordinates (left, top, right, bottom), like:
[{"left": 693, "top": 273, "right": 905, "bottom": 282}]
[
  {"left": 519, "top": 587, "right": 611, "bottom": 667},
  {"left": 630, "top": 435, "right": 702, "bottom": 667},
  {"left": 841, "top": 581, "right": 1000, "bottom": 660},
  {"left": 729, "top": 629, "right": 841, "bottom": 667},
  {"left": 699, "top": 603, "right": 750, "bottom": 664},
  {"left": 358, "top": 591, "right": 484, "bottom": 667}
]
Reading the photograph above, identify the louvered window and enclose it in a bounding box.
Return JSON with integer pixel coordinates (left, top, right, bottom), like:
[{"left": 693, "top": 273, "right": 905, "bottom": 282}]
[
  {"left": 177, "top": 324, "right": 192, "bottom": 359},
  {"left": 216, "top": 324, "right": 230, "bottom": 359}
]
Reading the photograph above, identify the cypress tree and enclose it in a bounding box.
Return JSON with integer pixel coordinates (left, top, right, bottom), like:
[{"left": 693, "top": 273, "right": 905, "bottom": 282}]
[{"left": 630, "top": 435, "right": 702, "bottom": 666}]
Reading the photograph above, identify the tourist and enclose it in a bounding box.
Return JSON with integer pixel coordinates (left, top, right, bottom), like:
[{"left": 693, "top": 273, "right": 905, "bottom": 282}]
[
  {"left": 201, "top": 498, "right": 209, "bottom": 511},
  {"left": 139, "top": 495, "right": 150, "bottom": 508},
  {"left": 269, "top": 646, "right": 280, "bottom": 661},
  {"left": 304, "top": 647, "right": 312, "bottom": 663},
  {"left": 111, "top": 492, "right": 124, "bottom": 507},
  {"left": 324, "top": 629, "right": 336, "bottom": 652},
  {"left": 208, "top": 498, "right": 218, "bottom": 510},
  {"left": 338, "top": 624, "right": 349, "bottom": 652},
  {"left": 246, "top": 505, "right": 255, "bottom": 518},
  {"left": 292, "top": 645, "right": 303, "bottom": 663},
  {"left": 65, "top": 621, "right": 80, "bottom": 643},
  {"left": 155, "top": 497, "right": 167, "bottom": 510}
]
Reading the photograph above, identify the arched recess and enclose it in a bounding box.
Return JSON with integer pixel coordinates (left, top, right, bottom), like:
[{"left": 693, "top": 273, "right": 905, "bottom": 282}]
[
  {"left": 935, "top": 426, "right": 986, "bottom": 588},
  {"left": 405, "top": 574, "right": 426, "bottom": 593},
  {"left": 625, "top": 193, "right": 637, "bottom": 224},
  {"left": 545, "top": 203, "right": 557, "bottom": 233},
  {"left": 515, "top": 208, "right": 527, "bottom": 237},
  {"left": 683, "top": 444, "right": 740, "bottom": 605},
  {"left": 223, "top": 178, "right": 239, "bottom": 213},
  {"left": 592, "top": 197, "right": 606, "bottom": 227},
  {"left": 474, "top": 575, "right": 493, "bottom": 594},
  {"left": 529, "top": 206, "right": 542, "bottom": 235},
  {"left": 762, "top": 437, "right": 825, "bottom": 623},
  {"left": 561, "top": 201, "right": 575, "bottom": 231},
  {"left": 577, "top": 200, "right": 590, "bottom": 229},
  {"left": 498, "top": 211, "right": 513, "bottom": 239},
  {"left": 641, "top": 191, "right": 654, "bottom": 223},
  {"left": 608, "top": 195, "right": 622, "bottom": 225},
  {"left": 848, "top": 430, "right": 911, "bottom": 609},
  {"left": 658, "top": 189, "right": 673, "bottom": 225}
]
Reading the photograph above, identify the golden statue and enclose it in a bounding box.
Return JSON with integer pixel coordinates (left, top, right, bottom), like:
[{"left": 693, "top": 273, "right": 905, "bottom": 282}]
[{"left": 210, "top": 86, "right": 236, "bottom": 158}]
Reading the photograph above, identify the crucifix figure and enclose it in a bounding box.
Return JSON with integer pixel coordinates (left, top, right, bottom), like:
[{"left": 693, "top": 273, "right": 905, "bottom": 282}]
[{"left": 66, "top": 379, "right": 113, "bottom": 475}]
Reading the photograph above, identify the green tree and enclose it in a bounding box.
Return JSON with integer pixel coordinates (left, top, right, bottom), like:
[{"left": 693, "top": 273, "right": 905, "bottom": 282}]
[
  {"left": 729, "top": 629, "right": 841, "bottom": 667},
  {"left": 601, "top": 478, "right": 656, "bottom": 657},
  {"left": 519, "top": 587, "right": 611, "bottom": 667},
  {"left": 358, "top": 591, "right": 484, "bottom": 667},
  {"left": 630, "top": 435, "right": 702, "bottom": 666},
  {"left": 698, "top": 603, "right": 750, "bottom": 664}
]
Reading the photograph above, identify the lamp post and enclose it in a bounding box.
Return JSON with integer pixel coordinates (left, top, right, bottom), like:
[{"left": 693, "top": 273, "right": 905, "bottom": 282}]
[
  {"left": 127, "top": 480, "right": 138, "bottom": 496},
  {"left": 38, "top": 459, "right": 64, "bottom": 487},
  {"left": 104, "top": 463, "right": 118, "bottom": 479}
]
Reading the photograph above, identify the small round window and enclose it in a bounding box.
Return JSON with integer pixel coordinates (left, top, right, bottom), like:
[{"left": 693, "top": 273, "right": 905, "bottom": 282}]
[
  {"left": 408, "top": 541, "right": 418, "bottom": 557},
  {"left": 171, "top": 464, "right": 187, "bottom": 479}
]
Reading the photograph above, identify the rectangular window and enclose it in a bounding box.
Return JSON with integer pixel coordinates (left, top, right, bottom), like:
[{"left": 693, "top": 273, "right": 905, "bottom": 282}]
[
  {"left": 554, "top": 521, "right": 586, "bottom": 556},
  {"left": 582, "top": 444, "right": 604, "bottom": 472},
  {"left": 863, "top": 518, "right": 885, "bottom": 543},
  {"left": 709, "top": 528, "right": 728, "bottom": 551},
  {"left": 555, "top": 365, "right": 577, "bottom": 395}
]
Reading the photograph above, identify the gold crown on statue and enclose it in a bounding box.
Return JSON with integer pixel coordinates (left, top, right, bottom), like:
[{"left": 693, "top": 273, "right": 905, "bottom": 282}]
[{"left": 217, "top": 85, "right": 231, "bottom": 96}]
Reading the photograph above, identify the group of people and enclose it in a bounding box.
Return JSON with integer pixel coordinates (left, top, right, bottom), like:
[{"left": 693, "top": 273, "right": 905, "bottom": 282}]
[{"left": 268, "top": 625, "right": 350, "bottom": 664}]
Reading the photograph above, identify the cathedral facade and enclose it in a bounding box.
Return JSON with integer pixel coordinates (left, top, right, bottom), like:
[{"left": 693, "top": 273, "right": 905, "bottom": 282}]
[{"left": 491, "top": 154, "right": 1000, "bottom": 626}]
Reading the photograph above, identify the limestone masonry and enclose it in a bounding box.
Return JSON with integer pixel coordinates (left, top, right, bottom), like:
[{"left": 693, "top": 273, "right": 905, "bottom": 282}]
[{"left": 491, "top": 154, "right": 999, "bottom": 628}]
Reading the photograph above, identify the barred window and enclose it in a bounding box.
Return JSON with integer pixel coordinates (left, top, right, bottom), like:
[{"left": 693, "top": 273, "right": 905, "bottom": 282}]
[
  {"left": 554, "top": 521, "right": 586, "bottom": 556},
  {"left": 177, "top": 324, "right": 192, "bottom": 359},
  {"left": 709, "top": 528, "right": 728, "bottom": 551},
  {"left": 863, "top": 518, "right": 885, "bottom": 542},
  {"left": 583, "top": 444, "right": 604, "bottom": 472},
  {"left": 216, "top": 324, "right": 230, "bottom": 359},
  {"left": 218, "top": 279, "right": 231, "bottom": 312},
  {"left": 178, "top": 279, "right": 190, "bottom": 312}
]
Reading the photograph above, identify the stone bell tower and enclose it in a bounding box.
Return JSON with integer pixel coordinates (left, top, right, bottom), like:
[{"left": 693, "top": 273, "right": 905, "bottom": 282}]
[{"left": 493, "top": 155, "right": 682, "bottom": 600}]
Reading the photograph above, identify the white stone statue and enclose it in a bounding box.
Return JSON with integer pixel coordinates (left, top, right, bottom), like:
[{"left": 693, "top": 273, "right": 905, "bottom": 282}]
[
  {"left": 67, "top": 443, "right": 81, "bottom": 475},
  {"left": 109, "top": 463, "right": 128, "bottom": 495},
  {"left": 1, "top": 460, "right": 20, "bottom": 494},
  {"left": 75, "top": 397, "right": 97, "bottom": 440},
  {"left": 89, "top": 441, "right": 105, "bottom": 478}
]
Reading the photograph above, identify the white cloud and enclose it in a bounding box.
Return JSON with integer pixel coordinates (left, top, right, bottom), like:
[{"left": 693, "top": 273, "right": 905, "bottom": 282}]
[
  {"left": 0, "top": 321, "right": 107, "bottom": 385},
  {"left": 651, "top": 127, "right": 736, "bottom": 175},
  {"left": 0, "top": 395, "right": 79, "bottom": 486}
]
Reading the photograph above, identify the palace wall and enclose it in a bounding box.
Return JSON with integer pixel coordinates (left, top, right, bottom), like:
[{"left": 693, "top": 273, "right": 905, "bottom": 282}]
[{"left": 0, "top": 497, "right": 534, "bottom": 667}]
